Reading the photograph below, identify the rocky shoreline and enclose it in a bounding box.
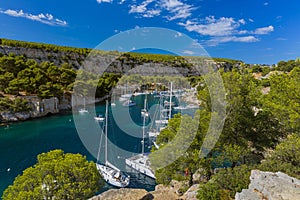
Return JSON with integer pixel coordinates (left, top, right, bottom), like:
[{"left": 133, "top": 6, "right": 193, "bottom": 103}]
[
  {"left": 89, "top": 171, "right": 300, "bottom": 200},
  {"left": 0, "top": 95, "right": 109, "bottom": 125},
  {"left": 89, "top": 180, "right": 198, "bottom": 200}
]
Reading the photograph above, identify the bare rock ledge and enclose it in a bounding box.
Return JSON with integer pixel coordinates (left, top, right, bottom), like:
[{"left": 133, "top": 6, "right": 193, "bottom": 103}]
[{"left": 235, "top": 170, "right": 300, "bottom": 200}]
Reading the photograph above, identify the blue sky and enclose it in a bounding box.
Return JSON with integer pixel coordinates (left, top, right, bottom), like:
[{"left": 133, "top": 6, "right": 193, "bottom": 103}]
[{"left": 0, "top": 0, "right": 299, "bottom": 64}]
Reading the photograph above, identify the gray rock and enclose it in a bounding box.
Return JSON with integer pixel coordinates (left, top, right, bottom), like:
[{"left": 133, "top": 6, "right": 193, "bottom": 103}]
[
  {"left": 88, "top": 188, "right": 148, "bottom": 200},
  {"left": 1, "top": 112, "right": 18, "bottom": 121},
  {"left": 15, "top": 112, "right": 31, "bottom": 120},
  {"left": 235, "top": 170, "right": 300, "bottom": 200}
]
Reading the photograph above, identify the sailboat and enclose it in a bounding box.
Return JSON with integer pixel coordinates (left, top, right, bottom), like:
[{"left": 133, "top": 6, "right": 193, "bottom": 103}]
[
  {"left": 155, "top": 82, "right": 173, "bottom": 126},
  {"left": 119, "top": 83, "right": 132, "bottom": 101},
  {"left": 111, "top": 94, "right": 116, "bottom": 107},
  {"left": 148, "top": 82, "right": 173, "bottom": 138},
  {"left": 96, "top": 100, "right": 130, "bottom": 187},
  {"left": 125, "top": 98, "right": 156, "bottom": 179},
  {"left": 141, "top": 95, "right": 149, "bottom": 117},
  {"left": 79, "top": 97, "right": 88, "bottom": 113}
]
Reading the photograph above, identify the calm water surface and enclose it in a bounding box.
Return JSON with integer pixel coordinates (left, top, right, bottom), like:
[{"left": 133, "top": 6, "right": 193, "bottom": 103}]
[{"left": 0, "top": 95, "right": 161, "bottom": 198}]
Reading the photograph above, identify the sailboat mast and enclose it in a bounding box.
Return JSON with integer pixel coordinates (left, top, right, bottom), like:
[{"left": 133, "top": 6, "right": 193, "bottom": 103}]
[
  {"left": 105, "top": 100, "right": 108, "bottom": 165},
  {"left": 142, "top": 97, "right": 146, "bottom": 155},
  {"left": 84, "top": 97, "right": 86, "bottom": 109},
  {"left": 168, "top": 82, "right": 173, "bottom": 120}
]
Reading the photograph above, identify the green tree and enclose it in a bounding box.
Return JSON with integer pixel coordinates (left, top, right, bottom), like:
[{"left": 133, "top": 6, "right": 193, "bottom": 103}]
[
  {"left": 197, "top": 165, "right": 253, "bottom": 200},
  {"left": 259, "top": 133, "right": 300, "bottom": 179},
  {"left": 2, "top": 149, "right": 104, "bottom": 200},
  {"left": 263, "top": 67, "right": 300, "bottom": 132}
]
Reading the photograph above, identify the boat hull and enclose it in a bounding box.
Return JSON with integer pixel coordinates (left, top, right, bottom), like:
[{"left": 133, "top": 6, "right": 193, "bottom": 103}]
[
  {"left": 96, "top": 163, "right": 130, "bottom": 188},
  {"left": 125, "top": 154, "right": 156, "bottom": 179}
]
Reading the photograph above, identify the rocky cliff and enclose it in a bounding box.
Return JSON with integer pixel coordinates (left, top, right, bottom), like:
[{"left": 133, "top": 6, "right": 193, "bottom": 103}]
[
  {"left": 235, "top": 170, "right": 300, "bottom": 200},
  {"left": 0, "top": 44, "right": 214, "bottom": 76},
  {"left": 89, "top": 180, "right": 198, "bottom": 200},
  {"left": 0, "top": 45, "right": 86, "bottom": 69}
]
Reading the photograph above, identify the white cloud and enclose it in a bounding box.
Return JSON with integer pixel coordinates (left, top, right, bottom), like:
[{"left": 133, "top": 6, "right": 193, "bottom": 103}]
[
  {"left": 238, "top": 19, "right": 246, "bottom": 25},
  {"left": 177, "top": 15, "right": 274, "bottom": 45},
  {"left": 264, "top": 2, "right": 269, "bottom": 6},
  {"left": 128, "top": 0, "right": 194, "bottom": 20},
  {"left": 161, "top": 0, "right": 195, "bottom": 20},
  {"left": 207, "top": 36, "right": 259, "bottom": 46},
  {"left": 253, "top": 25, "right": 274, "bottom": 34},
  {"left": 97, "top": 0, "right": 113, "bottom": 3},
  {"left": 142, "top": 9, "right": 161, "bottom": 17},
  {"left": 129, "top": 0, "right": 154, "bottom": 13},
  {"left": 249, "top": 18, "right": 254, "bottom": 23},
  {"left": 178, "top": 16, "right": 245, "bottom": 36},
  {"left": 0, "top": 9, "right": 67, "bottom": 26},
  {"left": 182, "top": 50, "right": 195, "bottom": 55}
]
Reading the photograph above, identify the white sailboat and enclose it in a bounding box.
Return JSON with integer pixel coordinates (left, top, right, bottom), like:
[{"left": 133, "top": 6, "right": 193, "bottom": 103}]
[
  {"left": 96, "top": 100, "right": 130, "bottom": 187},
  {"left": 111, "top": 94, "right": 116, "bottom": 107},
  {"left": 155, "top": 82, "right": 173, "bottom": 126},
  {"left": 79, "top": 97, "right": 88, "bottom": 113},
  {"left": 119, "top": 83, "right": 132, "bottom": 101},
  {"left": 141, "top": 95, "right": 149, "bottom": 117},
  {"left": 125, "top": 98, "right": 156, "bottom": 179}
]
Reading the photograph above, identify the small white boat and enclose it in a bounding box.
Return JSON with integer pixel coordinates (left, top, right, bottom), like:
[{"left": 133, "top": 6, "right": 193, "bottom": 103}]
[
  {"left": 133, "top": 92, "right": 145, "bottom": 96},
  {"left": 141, "top": 109, "right": 149, "bottom": 117},
  {"left": 155, "top": 119, "right": 169, "bottom": 125},
  {"left": 123, "top": 100, "right": 136, "bottom": 107},
  {"left": 79, "top": 97, "right": 88, "bottom": 113},
  {"left": 79, "top": 108, "right": 88, "bottom": 113},
  {"left": 148, "top": 130, "right": 160, "bottom": 138},
  {"left": 94, "top": 114, "right": 105, "bottom": 121}
]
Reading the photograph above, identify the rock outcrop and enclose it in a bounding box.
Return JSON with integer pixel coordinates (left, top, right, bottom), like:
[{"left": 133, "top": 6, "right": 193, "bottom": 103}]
[
  {"left": 0, "top": 97, "right": 59, "bottom": 123},
  {"left": 89, "top": 180, "right": 198, "bottom": 200},
  {"left": 235, "top": 170, "right": 300, "bottom": 200},
  {"left": 89, "top": 188, "right": 149, "bottom": 200}
]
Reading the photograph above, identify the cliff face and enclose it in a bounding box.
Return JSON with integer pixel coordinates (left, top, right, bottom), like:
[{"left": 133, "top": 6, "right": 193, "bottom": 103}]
[
  {"left": 0, "top": 45, "right": 85, "bottom": 69},
  {"left": 0, "top": 45, "right": 204, "bottom": 76},
  {"left": 0, "top": 97, "right": 59, "bottom": 122},
  {"left": 235, "top": 170, "right": 300, "bottom": 200}
]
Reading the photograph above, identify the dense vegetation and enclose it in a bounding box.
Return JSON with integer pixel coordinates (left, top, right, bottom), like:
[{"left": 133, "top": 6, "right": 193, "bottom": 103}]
[
  {"left": 151, "top": 64, "right": 300, "bottom": 199},
  {"left": 2, "top": 150, "right": 104, "bottom": 200},
  {"left": 1, "top": 38, "right": 300, "bottom": 199},
  {"left": 0, "top": 38, "right": 91, "bottom": 56},
  {"left": 0, "top": 52, "right": 121, "bottom": 112}
]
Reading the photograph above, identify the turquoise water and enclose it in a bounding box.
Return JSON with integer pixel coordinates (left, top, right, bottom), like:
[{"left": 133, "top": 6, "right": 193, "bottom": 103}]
[{"left": 0, "top": 95, "right": 161, "bottom": 198}]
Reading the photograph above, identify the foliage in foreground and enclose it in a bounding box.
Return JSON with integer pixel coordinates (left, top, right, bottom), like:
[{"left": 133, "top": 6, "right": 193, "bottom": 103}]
[
  {"left": 197, "top": 165, "right": 253, "bottom": 200},
  {"left": 152, "top": 66, "right": 300, "bottom": 199},
  {"left": 2, "top": 149, "right": 104, "bottom": 200}
]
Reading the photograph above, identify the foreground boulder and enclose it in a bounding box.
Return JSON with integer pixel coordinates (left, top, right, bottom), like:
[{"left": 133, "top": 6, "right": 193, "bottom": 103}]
[
  {"left": 235, "top": 170, "right": 300, "bottom": 200},
  {"left": 89, "top": 188, "right": 149, "bottom": 200}
]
